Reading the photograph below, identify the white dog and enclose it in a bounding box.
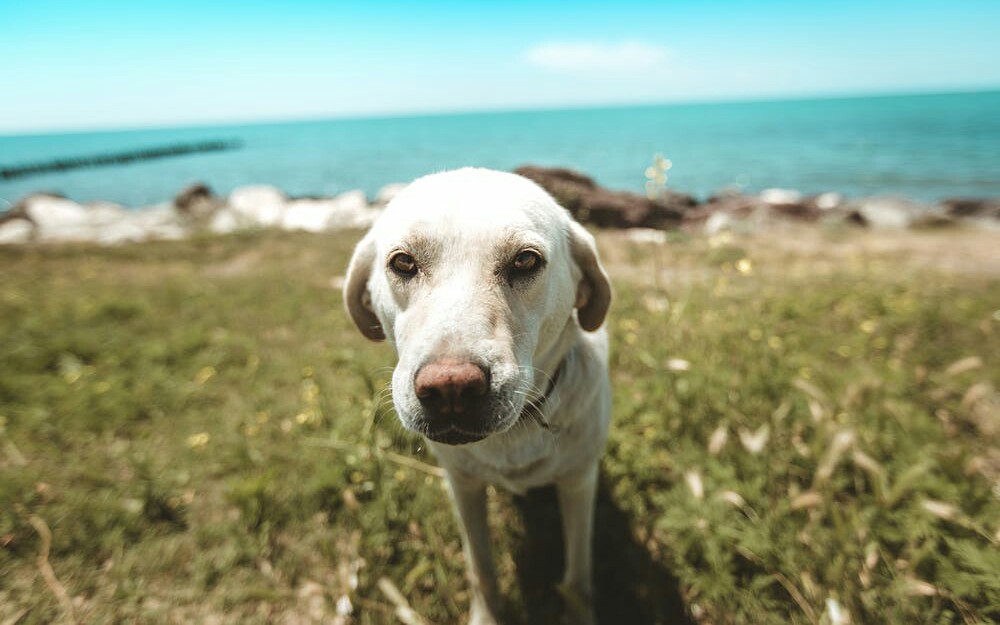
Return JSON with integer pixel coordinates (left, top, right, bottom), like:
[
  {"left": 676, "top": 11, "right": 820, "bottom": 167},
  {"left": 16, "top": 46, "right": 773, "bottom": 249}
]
[{"left": 344, "top": 168, "right": 612, "bottom": 624}]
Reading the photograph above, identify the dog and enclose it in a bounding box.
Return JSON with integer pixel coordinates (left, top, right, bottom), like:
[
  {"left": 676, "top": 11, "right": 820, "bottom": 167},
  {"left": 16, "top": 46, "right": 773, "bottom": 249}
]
[{"left": 343, "top": 168, "right": 612, "bottom": 624}]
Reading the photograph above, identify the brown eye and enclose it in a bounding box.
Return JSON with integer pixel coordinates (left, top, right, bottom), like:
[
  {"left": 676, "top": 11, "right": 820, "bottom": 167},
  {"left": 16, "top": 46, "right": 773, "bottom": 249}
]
[
  {"left": 511, "top": 250, "right": 543, "bottom": 275},
  {"left": 389, "top": 252, "right": 417, "bottom": 277}
]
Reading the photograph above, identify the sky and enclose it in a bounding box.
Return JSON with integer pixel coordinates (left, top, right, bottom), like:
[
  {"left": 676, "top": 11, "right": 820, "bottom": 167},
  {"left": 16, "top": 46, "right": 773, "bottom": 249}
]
[{"left": 2, "top": 0, "right": 1000, "bottom": 133}]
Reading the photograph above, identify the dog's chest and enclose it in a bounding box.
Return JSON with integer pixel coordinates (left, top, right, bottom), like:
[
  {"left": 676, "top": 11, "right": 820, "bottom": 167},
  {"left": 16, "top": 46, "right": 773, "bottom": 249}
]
[{"left": 441, "top": 427, "right": 563, "bottom": 494}]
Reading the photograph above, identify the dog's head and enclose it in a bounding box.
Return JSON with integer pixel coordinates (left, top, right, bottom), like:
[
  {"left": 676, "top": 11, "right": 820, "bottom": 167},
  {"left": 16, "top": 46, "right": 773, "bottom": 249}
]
[{"left": 344, "top": 168, "right": 610, "bottom": 445}]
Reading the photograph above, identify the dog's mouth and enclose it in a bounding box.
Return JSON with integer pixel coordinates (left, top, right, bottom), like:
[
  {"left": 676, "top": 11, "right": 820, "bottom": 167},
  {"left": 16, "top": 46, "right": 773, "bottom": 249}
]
[{"left": 422, "top": 424, "right": 492, "bottom": 445}]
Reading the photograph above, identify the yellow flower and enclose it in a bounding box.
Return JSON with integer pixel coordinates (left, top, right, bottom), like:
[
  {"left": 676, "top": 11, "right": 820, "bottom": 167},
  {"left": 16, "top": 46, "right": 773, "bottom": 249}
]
[
  {"left": 187, "top": 432, "right": 210, "bottom": 448},
  {"left": 194, "top": 366, "right": 216, "bottom": 385}
]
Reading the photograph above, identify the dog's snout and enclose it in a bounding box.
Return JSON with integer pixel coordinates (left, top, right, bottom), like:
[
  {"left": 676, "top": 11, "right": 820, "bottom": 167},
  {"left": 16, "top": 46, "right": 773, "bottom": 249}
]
[{"left": 414, "top": 360, "right": 489, "bottom": 416}]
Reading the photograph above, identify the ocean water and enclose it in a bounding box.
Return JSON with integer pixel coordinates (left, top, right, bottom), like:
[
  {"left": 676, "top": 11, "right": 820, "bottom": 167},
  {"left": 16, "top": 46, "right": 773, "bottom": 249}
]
[{"left": 1, "top": 90, "right": 999, "bottom": 209}]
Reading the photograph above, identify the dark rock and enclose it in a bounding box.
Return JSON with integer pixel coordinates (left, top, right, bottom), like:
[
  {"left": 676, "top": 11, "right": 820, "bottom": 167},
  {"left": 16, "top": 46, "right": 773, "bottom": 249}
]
[
  {"left": 940, "top": 198, "right": 1000, "bottom": 220},
  {"left": 515, "top": 165, "right": 694, "bottom": 229},
  {"left": 683, "top": 193, "right": 761, "bottom": 223},
  {"left": 174, "top": 182, "right": 219, "bottom": 218}
]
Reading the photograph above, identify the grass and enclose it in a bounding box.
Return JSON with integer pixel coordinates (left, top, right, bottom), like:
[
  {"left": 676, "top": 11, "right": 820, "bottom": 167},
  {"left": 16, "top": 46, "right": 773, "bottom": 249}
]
[{"left": 0, "top": 226, "right": 998, "bottom": 624}]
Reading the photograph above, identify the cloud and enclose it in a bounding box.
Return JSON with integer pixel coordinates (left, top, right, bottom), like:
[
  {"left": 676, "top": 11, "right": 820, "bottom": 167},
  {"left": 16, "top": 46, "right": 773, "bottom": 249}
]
[{"left": 524, "top": 40, "right": 669, "bottom": 73}]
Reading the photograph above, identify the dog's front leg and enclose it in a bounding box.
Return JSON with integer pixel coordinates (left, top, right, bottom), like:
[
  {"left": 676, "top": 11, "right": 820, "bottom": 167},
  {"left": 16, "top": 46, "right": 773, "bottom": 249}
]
[
  {"left": 446, "top": 471, "right": 502, "bottom": 625},
  {"left": 556, "top": 463, "right": 599, "bottom": 625}
]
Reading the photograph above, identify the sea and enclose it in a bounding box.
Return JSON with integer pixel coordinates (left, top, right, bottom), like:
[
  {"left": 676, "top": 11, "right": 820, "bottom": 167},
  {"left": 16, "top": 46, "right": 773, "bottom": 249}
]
[{"left": 1, "top": 90, "right": 999, "bottom": 209}]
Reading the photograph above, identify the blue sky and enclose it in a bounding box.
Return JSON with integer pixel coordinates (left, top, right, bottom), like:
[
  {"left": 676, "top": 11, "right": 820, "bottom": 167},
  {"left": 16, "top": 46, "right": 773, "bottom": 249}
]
[{"left": 2, "top": 0, "right": 999, "bottom": 133}]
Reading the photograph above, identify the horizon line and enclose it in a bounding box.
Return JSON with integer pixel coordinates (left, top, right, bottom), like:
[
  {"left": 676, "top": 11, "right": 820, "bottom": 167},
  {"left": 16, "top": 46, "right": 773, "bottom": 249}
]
[{"left": 2, "top": 83, "right": 998, "bottom": 139}]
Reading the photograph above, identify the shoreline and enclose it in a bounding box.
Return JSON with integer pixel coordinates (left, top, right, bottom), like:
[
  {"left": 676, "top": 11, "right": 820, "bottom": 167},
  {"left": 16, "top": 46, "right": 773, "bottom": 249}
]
[{"left": 0, "top": 165, "right": 997, "bottom": 246}]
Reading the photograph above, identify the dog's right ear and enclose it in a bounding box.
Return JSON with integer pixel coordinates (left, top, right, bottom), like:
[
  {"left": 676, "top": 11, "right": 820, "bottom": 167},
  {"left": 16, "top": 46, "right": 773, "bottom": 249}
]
[{"left": 343, "top": 233, "right": 386, "bottom": 341}]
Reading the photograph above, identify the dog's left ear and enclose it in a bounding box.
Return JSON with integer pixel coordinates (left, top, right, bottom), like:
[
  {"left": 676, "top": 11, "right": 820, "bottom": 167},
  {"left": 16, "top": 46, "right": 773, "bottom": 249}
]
[
  {"left": 343, "top": 232, "right": 386, "bottom": 341},
  {"left": 569, "top": 220, "right": 611, "bottom": 331}
]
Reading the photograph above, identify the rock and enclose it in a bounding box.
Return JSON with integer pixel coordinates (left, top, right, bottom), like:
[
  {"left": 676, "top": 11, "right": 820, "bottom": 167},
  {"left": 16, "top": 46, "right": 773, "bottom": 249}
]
[
  {"left": 11, "top": 193, "right": 187, "bottom": 244},
  {"left": 814, "top": 192, "right": 844, "bottom": 211},
  {"left": 22, "top": 194, "right": 88, "bottom": 226},
  {"left": 110, "top": 204, "right": 186, "bottom": 243},
  {"left": 848, "top": 196, "right": 949, "bottom": 229},
  {"left": 22, "top": 194, "right": 94, "bottom": 241},
  {"left": 940, "top": 198, "right": 1000, "bottom": 220},
  {"left": 282, "top": 191, "right": 380, "bottom": 232},
  {"left": 374, "top": 183, "right": 408, "bottom": 207},
  {"left": 0, "top": 219, "right": 34, "bottom": 244},
  {"left": 227, "top": 185, "right": 288, "bottom": 227},
  {"left": 281, "top": 199, "right": 337, "bottom": 232},
  {"left": 685, "top": 192, "right": 762, "bottom": 224},
  {"left": 208, "top": 208, "right": 242, "bottom": 234},
  {"left": 174, "top": 182, "right": 220, "bottom": 218},
  {"left": 759, "top": 188, "right": 803, "bottom": 206},
  {"left": 514, "top": 165, "right": 693, "bottom": 229}
]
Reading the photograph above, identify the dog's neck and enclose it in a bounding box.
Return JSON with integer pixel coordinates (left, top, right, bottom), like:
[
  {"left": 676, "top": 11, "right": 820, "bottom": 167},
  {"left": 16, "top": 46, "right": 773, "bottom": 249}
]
[{"left": 520, "top": 318, "right": 583, "bottom": 431}]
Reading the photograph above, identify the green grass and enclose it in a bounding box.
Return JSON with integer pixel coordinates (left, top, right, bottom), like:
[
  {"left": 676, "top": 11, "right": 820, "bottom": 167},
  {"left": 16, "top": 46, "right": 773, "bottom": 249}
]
[{"left": 1, "top": 228, "right": 998, "bottom": 624}]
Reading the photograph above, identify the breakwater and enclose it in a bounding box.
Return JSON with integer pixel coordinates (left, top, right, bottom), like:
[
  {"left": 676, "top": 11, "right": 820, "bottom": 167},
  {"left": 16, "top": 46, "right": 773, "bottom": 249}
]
[{"left": 0, "top": 140, "right": 242, "bottom": 180}]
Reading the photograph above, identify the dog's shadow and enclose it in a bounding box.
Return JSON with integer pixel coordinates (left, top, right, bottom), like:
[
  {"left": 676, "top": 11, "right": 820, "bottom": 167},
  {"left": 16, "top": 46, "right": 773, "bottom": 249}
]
[{"left": 504, "top": 474, "right": 692, "bottom": 625}]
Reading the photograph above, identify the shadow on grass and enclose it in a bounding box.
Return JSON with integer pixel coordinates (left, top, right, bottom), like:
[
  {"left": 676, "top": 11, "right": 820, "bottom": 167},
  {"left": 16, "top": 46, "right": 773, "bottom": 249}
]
[{"left": 509, "top": 475, "right": 692, "bottom": 625}]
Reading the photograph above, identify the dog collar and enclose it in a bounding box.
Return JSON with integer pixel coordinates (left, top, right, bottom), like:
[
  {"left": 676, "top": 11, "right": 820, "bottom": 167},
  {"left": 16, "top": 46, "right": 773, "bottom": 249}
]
[{"left": 519, "top": 360, "right": 564, "bottom": 432}]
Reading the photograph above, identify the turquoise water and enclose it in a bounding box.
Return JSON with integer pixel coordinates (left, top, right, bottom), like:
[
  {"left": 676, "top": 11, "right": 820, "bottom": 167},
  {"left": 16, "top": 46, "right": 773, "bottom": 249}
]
[{"left": 2, "top": 90, "right": 999, "bottom": 208}]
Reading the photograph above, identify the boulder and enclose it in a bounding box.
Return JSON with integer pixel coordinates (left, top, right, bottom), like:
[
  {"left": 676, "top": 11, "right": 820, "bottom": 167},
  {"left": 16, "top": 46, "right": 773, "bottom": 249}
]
[
  {"left": 940, "top": 198, "right": 1000, "bottom": 221},
  {"left": 103, "top": 204, "right": 186, "bottom": 244},
  {"left": 174, "top": 182, "right": 220, "bottom": 218},
  {"left": 848, "top": 196, "right": 951, "bottom": 229},
  {"left": 759, "top": 188, "right": 803, "bottom": 206},
  {"left": 10, "top": 193, "right": 188, "bottom": 244},
  {"left": 227, "top": 185, "right": 288, "bottom": 227},
  {"left": 208, "top": 208, "right": 242, "bottom": 234},
  {"left": 685, "top": 192, "right": 763, "bottom": 225},
  {"left": 282, "top": 190, "right": 380, "bottom": 232},
  {"left": 514, "top": 165, "right": 693, "bottom": 229},
  {"left": 814, "top": 192, "right": 844, "bottom": 211},
  {"left": 21, "top": 194, "right": 94, "bottom": 241},
  {"left": 0, "top": 219, "right": 34, "bottom": 244}
]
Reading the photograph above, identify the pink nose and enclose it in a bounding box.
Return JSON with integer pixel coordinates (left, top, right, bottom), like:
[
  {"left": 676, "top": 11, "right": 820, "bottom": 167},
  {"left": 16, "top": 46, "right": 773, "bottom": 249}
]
[{"left": 414, "top": 360, "right": 489, "bottom": 415}]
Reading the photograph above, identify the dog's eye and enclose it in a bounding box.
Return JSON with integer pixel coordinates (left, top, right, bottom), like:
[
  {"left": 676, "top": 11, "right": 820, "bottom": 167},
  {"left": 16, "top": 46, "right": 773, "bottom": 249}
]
[
  {"left": 510, "top": 250, "right": 543, "bottom": 276},
  {"left": 389, "top": 252, "right": 418, "bottom": 277}
]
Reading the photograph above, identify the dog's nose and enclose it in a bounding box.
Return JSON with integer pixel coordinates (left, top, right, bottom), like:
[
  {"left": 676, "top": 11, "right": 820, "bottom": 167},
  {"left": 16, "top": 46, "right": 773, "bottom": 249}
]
[{"left": 414, "top": 360, "right": 489, "bottom": 415}]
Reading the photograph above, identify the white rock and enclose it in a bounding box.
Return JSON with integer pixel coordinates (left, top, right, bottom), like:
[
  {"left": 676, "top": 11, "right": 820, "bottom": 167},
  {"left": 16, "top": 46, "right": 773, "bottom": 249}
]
[
  {"left": 0, "top": 219, "right": 34, "bottom": 244},
  {"left": 334, "top": 189, "right": 369, "bottom": 213},
  {"left": 208, "top": 208, "right": 243, "bottom": 234},
  {"left": 281, "top": 191, "right": 380, "bottom": 231},
  {"left": 95, "top": 219, "right": 150, "bottom": 245},
  {"left": 281, "top": 199, "right": 339, "bottom": 232},
  {"left": 374, "top": 183, "right": 407, "bottom": 206},
  {"left": 852, "top": 196, "right": 935, "bottom": 229},
  {"left": 759, "top": 188, "right": 803, "bottom": 205},
  {"left": 97, "top": 204, "right": 186, "bottom": 244},
  {"left": 227, "top": 185, "right": 288, "bottom": 227},
  {"left": 85, "top": 201, "right": 129, "bottom": 226},
  {"left": 23, "top": 196, "right": 91, "bottom": 240},
  {"left": 815, "top": 192, "right": 844, "bottom": 211}
]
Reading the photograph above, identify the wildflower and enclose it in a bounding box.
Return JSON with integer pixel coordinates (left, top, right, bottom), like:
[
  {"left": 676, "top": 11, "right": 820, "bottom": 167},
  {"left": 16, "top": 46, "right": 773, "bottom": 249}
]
[
  {"left": 187, "top": 432, "right": 210, "bottom": 448},
  {"left": 194, "top": 366, "right": 216, "bottom": 385}
]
